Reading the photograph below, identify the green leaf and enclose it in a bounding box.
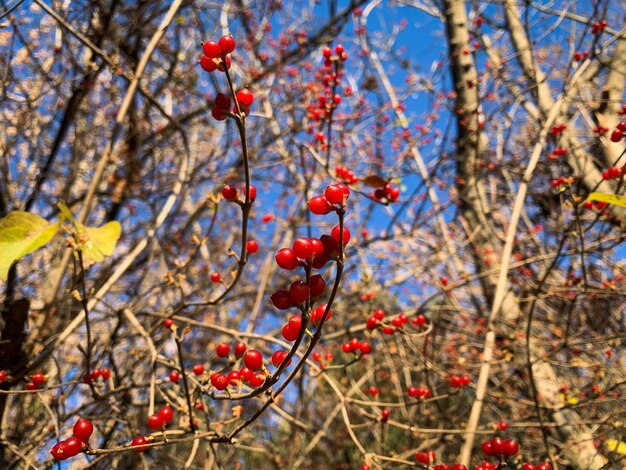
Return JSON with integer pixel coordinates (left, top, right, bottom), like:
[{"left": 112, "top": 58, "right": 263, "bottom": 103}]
[
  {"left": 606, "top": 439, "right": 626, "bottom": 455},
  {"left": 0, "top": 212, "right": 60, "bottom": 281},
  {"left": 80, "top": 221, "right": 122, "bottom": 265},
  {"left": 586, "top": 192, "right": 626, "bottom": 208}
]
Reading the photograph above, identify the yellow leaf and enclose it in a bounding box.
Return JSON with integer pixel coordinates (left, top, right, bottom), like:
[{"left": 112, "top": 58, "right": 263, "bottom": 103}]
[
  {"left": 80, "top": 221, "right": 122, "bottom": 265},
  {"left": 57, "top": 202, "right": 121, "bottom": 266},
  {"left": 586, "top": 192, "right": 626, "bottom": 208},
  {"left": 606, "top": 439, "right": 626, "bottom": 455},
  {"left": 0, "top": 212, "right": 60, "bottom": 281}
]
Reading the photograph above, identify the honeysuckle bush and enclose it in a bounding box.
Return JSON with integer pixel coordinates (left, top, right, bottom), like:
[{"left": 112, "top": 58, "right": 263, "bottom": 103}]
[{"left": 0, "top": 0, "right": 624, "bottom": 469}]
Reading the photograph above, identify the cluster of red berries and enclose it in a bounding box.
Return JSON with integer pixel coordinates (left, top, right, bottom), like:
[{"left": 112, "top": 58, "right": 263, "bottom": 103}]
[
  {"left": 523, "top": 462, "right": 553, "bottom": 470},
  {"left": 407, "top": 386, "right": 431, "bottom": 399},
  {"left": 147, "top": 405, "right": 174, "bottom": 431},
  {"left": 308, "top": 183, "right": 350, "bottom": 214},
  {"left": 582, "top": 200, "right": 607, "bottom": 211},
  {"left": 50, "top": 418, "right": 93, "bottom": 460},
  {"left": 602, "top": 166, "right": 624, "bottom": 180},
  {"left": 573, "top": 50, "right": 589, "bottom": 61},
  {"left": 199, "top": 34, "right": 235, "bottom": 73},
  {"left": 372, "top": 182, "right": 400, "bottom": 203},
  {"left": 271, "top": 275, "right": 326, "bottom": 310},
  {"left": 310, "top": 303, "right": 332, "bottom": 325},
  {"left": 82, "top": 367, "right": 112, "bottom": 384},
  {"left": 593, "top": 125, "right": 609, "bottom": 135},
  {"left": 416, "top": 450, "right": 436, "bottom": 464},
  {"left": 449, "top": 374, "right": 471, "bottom": 388},
  {"left": 549, "top": 123, "right": 567, "bottom": 136},
  {"left": 434, "top": 464, "right": 467, "bottom": 470},
  {"left": 198, "top": 349, "right": 268, "bottom": 391},
  {"left": 474, "top": 461, "right": 498, "bottom": 470},
  {"left": 335, "top": 165, "right": 359, "bottom": 184},
  {"left": 211, "top": 89, "right": 254, "bottom": 120},
  {"left": 550, "top": 176, "right": 574, "bottom": 188},
  {"left": 215, "top": 341, "right": 247, "bottom": 359},
  {"left": 282, "top": 314, "right": 304, "bottom": 341},
  {"left": 341, "top": 337, "right": 372, "bottom": 355},
  {"left": 365, "top": 309, "right": 426, "bottom": 334},
  {"left": 481, "top": 437, "right": 519, "bottom": 457},
  {"left": 271, "top": 231, "right": 348, "bottom": 309},
  {"left": 591, "top": 19, "right": 608, "bottom": 34},
  {"left": 222, "top": 183, "right": 257, "bottom": 204},
  {"left": 26, "top": 373, "right": 46, "bottom": 391},
  {"left": 609, "top": 121, "right": 626, "bottom": 141},
  {"left": 311, "top": 350, "right": 333, "bottom": 363},
  {"left": 307, "top": 44, "right": 348, "bottom": 127},
  {"left": 547, "top": 147, "right": 567, "bottom": 160}
]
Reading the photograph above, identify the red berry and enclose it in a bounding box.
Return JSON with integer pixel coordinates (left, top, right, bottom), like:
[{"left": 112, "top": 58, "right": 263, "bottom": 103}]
[
  {"left": 147, "top": 414, "right": 163, "bottom": 430},
  {"left": 282, "top": 315, "right": 302, "bottom": 341},
  {"left": 193, "top": 364, "right": 204, "bottom": 376},
  {"left": 308, "top": 195, "right": 332, "bottom": 214},
  {"left": 380, "top": 408, "right": 390, "bottom": 422},
  {"left": 502, "top": 439, "right": 519, "bottom": 456},
  {"left": 200, "top": 55, "right": 217, "bottom": 72},
  {"left": 50, "top": 441, "right": 69, "bottom": 460},
  {"left": 163, "top": 318, "right": 174, "bottom": 329},
  {"left": 490, "top": 437, "right": 505, "bottom": 455},
  {"left": 249, "top": 372, "right": 265, "bottom": 387},
  {"left": 219, "top": 34, "right": 236, "bottom": 54},
  {"left": 212, "top": 105, "right": 227, "bottom": 121},
  {"left": 215, "top": 93, "right": 231, "bottom": 110},
  {"left": 131, "top": 436, "right": 148, "bottom": 453},
  {"left": 276, "top": 248, "right": 299, "bottom": 270},
  {"left": 271, "top": 350, "right": 290, "bottom": 367},
  {"left": 322, "top": 46, "right": 332, "bottom": 58},
  {"left": 158, "top": 405, "right": 174, "bottom": 424},
  {"left": 211, "top": 272, "right": 221, "bottom": 283},
  {"left": 202, "top": 41, "right": 221, "bottom": 58},
  {"left": 244, "top": 349, "right": 264, "bottom": 371},
  {"left": 335, "top": 44, "right": 344, "bottom": 54},
  {"left": 227, "top": 370, "right": 241, "bottom": 385},
  {"left": 222, "top": 184, "right": 238, "bottom": 200},
  {"left": 416, "top": 451, "right": 435, "bottom": 464},
  {"left": 32, "top": 373, "right": 45, "bottom": 386},
  {"left": 270, "top": 290, "right": 293, "bottom": 310},
  {"left": 169, "top": 370, "right": 180, "bottom": 383},
  {"left": 610, "top": 129, "right": 623, "bottom": 142},
  {"left": 0, "top": 370, "right": 6, "bottom": 382},
  {"left": 288, "top": 280, "right": 310, "bottom": 304},
  {"left": 309, "top": 274, "right": 326, "bottom": 297},
  {"left": 210, "top": 373, "right": 229, "bottom": 390},
  {"left": 369, "top": 386, "right": 378, "bottom": 396},
  {"left": 242, "top": 184, "right": 257, "bottom": 202},
  {"left": 73, "top": 418, "right": 94, "bottom": 441},
  {"left": 239, "top": 366, "right": 253, "bottom": 382},
  {"left": 236, "top": 88, "right": 254, "bottom": 107},
  {"left": 234, "top": 342, "right": 247, "bottom": 358},
  {"left": 293, "top": 237, "right": 314, "bottom": 259},
  {"left": 26, "top": 381, "right": 37, "bottom": 391},
  {"left": 324, "top": 185, "right": 345, "bottom": 204},
  {"left": 482, "top": 440, "right": 494, "bottom": 456},
  {"left": 331, "top": 225, "right": 350, "bottom": 245},
  {"left": 63, "top": 437, "right": 83, "bottom": 457},
  {"left": 216, "top": 343, "right": 230, "bottom": 358},
  {"left": 359, "top": 342, "right": 372, "bottom": 354},
  {"left": 246, "top": 240, "right": 259, "bottom": 254}
]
